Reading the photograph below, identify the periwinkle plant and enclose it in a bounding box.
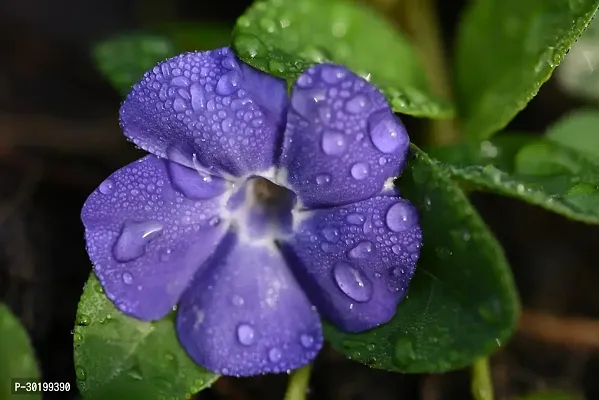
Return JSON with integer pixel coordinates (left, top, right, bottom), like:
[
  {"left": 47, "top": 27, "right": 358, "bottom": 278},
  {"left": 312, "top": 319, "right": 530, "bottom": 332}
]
[{"left": 71, "top": 0, "right": 599, "bottom": 399}]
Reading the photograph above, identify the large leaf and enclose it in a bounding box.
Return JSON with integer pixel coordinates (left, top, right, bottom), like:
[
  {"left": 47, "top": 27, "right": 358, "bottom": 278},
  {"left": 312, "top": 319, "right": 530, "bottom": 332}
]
[
  {"left": 94, "top": 24, "right": 231, "bottom": 95},
  {"left": 456, "top": 0, "right": 599, "bottom": 140},
  {"left": 428, "top": 134, "right": 599, "bottom": 224},
  {"left": 324, "top": 145, "right": 519, "bottom": 373},
  {"left": 0, "top": 303, "right": 40, "bottom": 400},
  {"left": 74, "top": 274, "right": 218, "bottom": 400},
  {"left": 232, "top": 0, "right": 453, "bottom": 118}
]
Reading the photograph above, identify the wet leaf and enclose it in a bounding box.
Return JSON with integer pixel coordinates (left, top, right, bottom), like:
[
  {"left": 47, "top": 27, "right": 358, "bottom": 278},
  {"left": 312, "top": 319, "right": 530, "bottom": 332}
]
[
  {"left": 232, "top": 0, "right": 454, "bottom": 118},
  {"left": 74, "top": 274, "right": 218, "bottom": 400},
  {"left": 324, "top": 145, "right": 519, "bottom": 373},
  {"left": 429, "top": 133, "right": 599, "bottom": 224},
  {"left": 456, "top": 0, "right": 599, "bottom": 140},
  {"left": 0, "top": 303, "right": 40, "bottom": 400}
]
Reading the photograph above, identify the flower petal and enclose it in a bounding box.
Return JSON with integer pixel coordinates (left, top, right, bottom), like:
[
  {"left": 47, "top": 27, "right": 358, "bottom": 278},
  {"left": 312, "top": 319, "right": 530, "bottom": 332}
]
[
  {"left": 176, "top": 234, "right": 323, "bottom": 376},
  {"left": 279, "top": 64, "right": 410, "bottom": 207},
  {"left": 81, "top": 155, "right": 228, "bottom": 320},
  {"left": 280, "top": 195, "right": 422, "bottom": 332},
  {"left": 119, "top": 48, "right": 288, "bottom": 177}
]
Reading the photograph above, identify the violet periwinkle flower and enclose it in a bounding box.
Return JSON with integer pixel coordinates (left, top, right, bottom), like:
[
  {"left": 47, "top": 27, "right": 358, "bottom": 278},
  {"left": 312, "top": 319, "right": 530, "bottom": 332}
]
[{"left": 81, "top": 47, "right": 422, "bottom": 376}]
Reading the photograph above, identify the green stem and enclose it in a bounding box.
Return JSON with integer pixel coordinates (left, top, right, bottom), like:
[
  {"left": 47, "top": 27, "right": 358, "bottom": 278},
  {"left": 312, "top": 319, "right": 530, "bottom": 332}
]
[
  {"left": 471, "top": 357, "right": 494, "bottom": 400},
  {"left": 283, "top": 364, "right": 312, "bottom": 400},
  {"left": 399, "top": 0, "right": 461, "bottom": 147}
]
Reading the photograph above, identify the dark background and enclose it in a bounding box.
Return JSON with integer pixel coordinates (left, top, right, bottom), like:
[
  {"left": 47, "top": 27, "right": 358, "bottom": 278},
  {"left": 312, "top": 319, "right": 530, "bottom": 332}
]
[{"left": 1, "top": 0, "right": 598, "bottom": 399}]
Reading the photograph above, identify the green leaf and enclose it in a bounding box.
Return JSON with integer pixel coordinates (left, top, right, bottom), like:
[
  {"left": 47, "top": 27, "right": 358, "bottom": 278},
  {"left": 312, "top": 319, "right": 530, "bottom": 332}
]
[
  {"left": 456, "top": 0, "right": 599, "bottom": 140},
  {"left": 232, "top": 0, "right": 454, "bottom": 118},
  {"left": 94, "top": 35, "right": 176, "bottom": 95},
  {"left": 429, "top": 134, "right": 599, "bottom": 224},
  {"left": 557, "top": 16, "right": 599, "bottom": 103},
  {"left": 94, "top": 24, "right": 231, "bottom": 94},
  {"left": 324, "top": 145, "right": 519, "bottom": 373},
  {"left": 74, "top": 274, "right": 218, "bottom": 400},
  {"left": 545, "top": 109, "right": 599, "bottom": 159},
  {"left": 0, "top": 303, "right": 40, "bottom": 400}
]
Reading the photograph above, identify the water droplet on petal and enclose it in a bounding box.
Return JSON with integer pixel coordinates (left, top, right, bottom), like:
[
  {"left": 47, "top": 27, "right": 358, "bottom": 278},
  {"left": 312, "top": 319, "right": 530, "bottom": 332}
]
[
  {"left": 216, "top": 70, "right": 242, "bottom": 96},
  {"left": 300, "top": 334, "right": 314, "bottom": 348},
  {"left": 333, "top": 262, "right": 373, "bottom": 302},
  {"left": 321, "top": 66, "right": 346, "bottom": 84},
  {"left": 190, "top": 83, "right": 207, "bottom": 112},
  {"left": 348, "top": 241, "right": 375, "bottom": 259},
  {"left": 268, "top": 347, "right": 282, "bottom": 362},
  {"left": 322, "top": 227, "right": 340, "bottom": 242},
  {"left": 346, "top": 213, "right": 364, "bottom": 225},
  {"left": 391, "top": 244, "right": 402, "bottom": 255},
  {"left": 350, "top": 163, "right": 369, "bottom": 180},
  {"left": 321, "top": 131, "right": 347, "bottom": 155},
  {"left": 386, "top": 201, "right": 417, "bottom": 232},
  {"left": 345, "top": 94, "right": 371, "bottom": 114},
  {"left": 237, "top": 324, "right": 255, "bottom": 346},
  {"left": 113, "top": 220, "right": 164, "bottom": 262},
  {"left": 315, "top": 174, "right": 331, "bottom": 185},
  {"left": 232, "top": 295, "right": 245, "bottom": 306},
  {"left": 368, "top": 110, "right": 407, "bottom": 154},
  {"left": 99, "top": 178, "right": 115, "bottom": 195},
  {"left": 291, "top": 88, "right": 326, "bottom": 119},
  {"left": 122, "top": 272, "right": 133, "bottom": 285}
]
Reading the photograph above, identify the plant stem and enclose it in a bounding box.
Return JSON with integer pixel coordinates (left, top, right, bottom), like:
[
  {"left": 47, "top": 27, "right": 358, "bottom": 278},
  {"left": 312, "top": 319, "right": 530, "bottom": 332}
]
[
  {"left": 283, "top": 364, "right": 312, "bottom": 400},
  {"left": 398, "top": 0, "right": 461, "bottom": 147},
  {"left": 471, "top": 357, "right": 494, "bottom": 400}
]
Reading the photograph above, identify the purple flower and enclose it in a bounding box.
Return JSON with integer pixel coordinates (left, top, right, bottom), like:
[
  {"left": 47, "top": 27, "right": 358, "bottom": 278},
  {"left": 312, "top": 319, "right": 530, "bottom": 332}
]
[{"left": 81, "top": 47, "right": 422, "bottom": 376}]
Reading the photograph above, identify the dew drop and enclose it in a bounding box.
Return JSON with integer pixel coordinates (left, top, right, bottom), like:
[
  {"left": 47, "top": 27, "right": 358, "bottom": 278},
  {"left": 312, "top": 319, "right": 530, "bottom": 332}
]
[
  {"left": 368, "top": 110, "right": 406, "bottom": 154},
  {"left": 300, "top": 334, "right": 314, "bottom": 348},
  {"left": 322, "top": 227, "right": 340, "bottom": 242},
  {"left": 350, "top": 163, "right": 369, "bottom": 180},
  {"left": 391, "top": 244, "right": 402, "bottom": 255},
  {"left": 99, "top": 178, "right": 115, "bottom": 195},
  {"left": 345, "top": 94, "right": 371, "bottom": 114},
  {"left": 171, "top": 76, "right": 190, "bottom": 87},
  {"left": 321, "top": 66, "right": 346, "bottom": 84},
  {"left": 216, "top": 70, "right": 241, "bottom": 96},
  {"left": 268, "top": 347, "right": 282, "bottom": 362},
  {"left": 113, "top": 220, "right": 164, "bottom": 263},
  {"left": 122, "top": 272, "right": 133, "bottom": 285},
  {"left": 76, "top": 314, "right": 91, "bottom": 326},
  {"left": 321, "top": 131, "right": 347, "bottom": 155},
  {"left": 385, "top": 201, "right": 417, "bottom": 232},
  {"left": 291, "top": 88, "right": 326, "bottom": 119},
  {"left": 315, "top": 174, "right": 331, "bottom": 185},
  {"left": 348, "top": 241, "right": 375, "bottom": 259},
  {"left": 73, "top": 332, "right": 83, "bottom": 344},
  {"left": 190, "top": 83, "right": 207, "bottom": 112},
  {"left": 346, "top": 213, "right": 364, "bottom": 225},
  {"left": 233, "top": 33, "right": 267, "bottom": 59},
  {"left": 75, "top": 366, "right": 87, "bottom": 381},
  {"left": 333, "top": 262, "right": 373, "bottom": 302},
  {"left": 232, "top": 295, "right": 245, "bottom": 306},
  {"left": 268, "top": 58, "right": 286, "bottom": 74},
  {"left": 173, "top": 97, "right": 187, "bottom": 112},
  {"left": 237, "top": 324, "right": 255, "bottom": 346}
]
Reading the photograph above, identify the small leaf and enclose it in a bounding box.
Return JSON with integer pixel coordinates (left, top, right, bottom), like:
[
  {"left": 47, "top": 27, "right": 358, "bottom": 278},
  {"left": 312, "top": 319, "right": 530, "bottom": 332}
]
[
  {"left": 94, "top": 35, "right": 176, "bottom": 95},
  {"left": 232, "top": 0, "right": 454, "bottom": 118},
  {"left": 545, "top": 109, "right": 599, "bottom": 159},
  {"left": 557, "top": 16, "right": 599, "bottom": 103},
  {"left": 0, "top": 303, "right": 40, "bottom": 400},
  {"left": 456, "top": 0, "right": 599, "bottom": 140},
  {"left": 74, "top": 274, "right": 218, "bottom": 400},
  {"left": 324, "top": 145, "right": 519, "bottom": 373},
  {"left": 94, "top": 24, "right": 231, "bottom": 94},
  {"left": 429, "top": 134, "right": 599, "bottom": 224}
]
